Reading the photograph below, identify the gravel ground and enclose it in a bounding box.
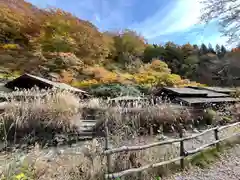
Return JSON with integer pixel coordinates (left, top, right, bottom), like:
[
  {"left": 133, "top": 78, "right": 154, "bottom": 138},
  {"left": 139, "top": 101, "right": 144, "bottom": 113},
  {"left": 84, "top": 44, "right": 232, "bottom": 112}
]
[{"left": 164, "top": 144, "right": 240, "bottom": 180}]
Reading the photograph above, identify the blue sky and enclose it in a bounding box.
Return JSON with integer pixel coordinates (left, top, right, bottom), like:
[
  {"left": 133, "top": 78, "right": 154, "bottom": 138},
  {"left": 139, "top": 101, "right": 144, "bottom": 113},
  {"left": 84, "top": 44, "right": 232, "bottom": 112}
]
[{"left": 26, "top": 0, "right": 229, "bottom": 47}]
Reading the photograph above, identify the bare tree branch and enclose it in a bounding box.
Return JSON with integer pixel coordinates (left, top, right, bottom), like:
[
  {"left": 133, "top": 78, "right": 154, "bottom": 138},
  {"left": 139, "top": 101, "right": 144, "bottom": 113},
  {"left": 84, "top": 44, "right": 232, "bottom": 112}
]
[{"left": 200, "top": 0, "right": 240, "bottom": 44}]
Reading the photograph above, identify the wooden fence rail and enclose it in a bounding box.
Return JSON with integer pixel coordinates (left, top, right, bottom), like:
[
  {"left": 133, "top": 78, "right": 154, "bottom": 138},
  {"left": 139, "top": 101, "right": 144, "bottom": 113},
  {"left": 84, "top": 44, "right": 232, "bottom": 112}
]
[{"left": 104, "top": 121, "right": 240, "bottom": 179}]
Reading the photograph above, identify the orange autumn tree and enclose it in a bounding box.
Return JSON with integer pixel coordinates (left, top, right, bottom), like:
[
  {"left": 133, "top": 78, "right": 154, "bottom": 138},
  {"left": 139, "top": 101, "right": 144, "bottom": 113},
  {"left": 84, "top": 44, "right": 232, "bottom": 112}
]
[
  {"left": 0, "top": 4, "right": 27, "bottom": 45},
  {"left": 0, "top": 0, "right": 43, "bottom": 46},
  {"left": 31, "top": 8, "right": 111, "bottom": 64},
  {"left": 231, "top": 47, "right": 240, "bottom": 52}
]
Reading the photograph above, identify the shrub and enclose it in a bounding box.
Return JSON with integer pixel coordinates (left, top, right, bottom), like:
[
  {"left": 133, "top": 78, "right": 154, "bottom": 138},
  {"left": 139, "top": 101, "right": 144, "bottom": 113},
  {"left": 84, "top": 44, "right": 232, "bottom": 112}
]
[
  {"left": 203, "top": 108, "right": 217, "bottom": 125},
  {"left": 73, "top": 79, "right": 100, "bottom": 88},
  {"left": 1, "top": 44, "right": 20, "bottom": 50},
  {"left": 89, "top": 84, "right": 143, "bottom": 97},
  {"left": 150, "top": 59, "right": 170, "bottom": 73}
]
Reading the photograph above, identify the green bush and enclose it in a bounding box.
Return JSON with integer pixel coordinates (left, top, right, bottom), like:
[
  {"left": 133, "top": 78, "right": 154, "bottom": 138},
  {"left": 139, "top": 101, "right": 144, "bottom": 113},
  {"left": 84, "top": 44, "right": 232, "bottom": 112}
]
[
  {"left": 89, "top": 84, "right": 144, "bottom": 97},
  {"left": 203, "top": 108, "right": 217, "bottom": 125}
]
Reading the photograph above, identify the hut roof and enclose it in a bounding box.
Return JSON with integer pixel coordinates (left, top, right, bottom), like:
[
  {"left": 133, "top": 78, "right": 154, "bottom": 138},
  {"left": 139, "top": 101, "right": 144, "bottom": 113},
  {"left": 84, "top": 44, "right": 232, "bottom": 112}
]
[
  {"left": 157, "top": 87, "right": 231, "bottom": 98},
  {"left": 188, "top": 86, "right": 235, "bottom": 94},
  {"left": 200, "top": 90, "right": 230, "bottom": 98},
  {"left": 160, "top": 87, "right": 208, "bottom": 97},
  {"left": 5, "top": 73, "right": 88, "bottom": 94},
  {"left": 177, "top": 97, "right": 239, "bottom": 105},
  {"left": 154, "top": 86, "right": 238, "bottom": 106}
]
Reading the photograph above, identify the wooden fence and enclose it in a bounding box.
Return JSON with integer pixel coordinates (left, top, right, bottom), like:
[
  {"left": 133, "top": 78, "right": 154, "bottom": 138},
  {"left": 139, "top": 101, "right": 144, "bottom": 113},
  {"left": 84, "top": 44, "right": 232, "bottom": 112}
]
[{"left": 103, "top": 121, "right": 240, "bottom": 179}]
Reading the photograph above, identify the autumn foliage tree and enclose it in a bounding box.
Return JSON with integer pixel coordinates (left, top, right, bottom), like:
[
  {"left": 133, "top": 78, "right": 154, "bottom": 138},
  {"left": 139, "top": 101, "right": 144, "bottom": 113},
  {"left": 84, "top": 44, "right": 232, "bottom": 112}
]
[
  {"left": 0, "top": 4, "right": 27, "bottom": 45},
  {"left": 31, "top": 9, "right": 111, "bottom": 63},
  {"left": 111, "top": 30, "right": 147, "bottom": 63}
]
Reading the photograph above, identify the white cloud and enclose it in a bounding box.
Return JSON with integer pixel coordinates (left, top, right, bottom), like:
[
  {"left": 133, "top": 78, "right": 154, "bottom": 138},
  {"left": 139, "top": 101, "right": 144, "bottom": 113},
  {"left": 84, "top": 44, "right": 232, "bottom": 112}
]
[
  {"left": 131, "top": 0, "right": 203, "bottom": 39},
  {"left": 94, "top": 14, "right": 101, "bottom": 23},
  {"left": 163, "top": 0, "right": 202, "bottom": 34},
  {"left": 91, "top": 0, "right": 136, "bottom": 30}
]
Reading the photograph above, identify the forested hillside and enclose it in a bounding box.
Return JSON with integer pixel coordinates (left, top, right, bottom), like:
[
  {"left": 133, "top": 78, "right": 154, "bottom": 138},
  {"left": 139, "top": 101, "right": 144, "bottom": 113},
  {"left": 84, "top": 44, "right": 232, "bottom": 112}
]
[{"left": 0, "top": 0, "right": 240, "bottom": 96}]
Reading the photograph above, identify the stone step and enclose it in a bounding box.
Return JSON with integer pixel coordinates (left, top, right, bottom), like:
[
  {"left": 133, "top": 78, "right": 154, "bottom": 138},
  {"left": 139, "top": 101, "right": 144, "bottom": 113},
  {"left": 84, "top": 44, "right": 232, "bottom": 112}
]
[
  {"left": 81, "top": 120, "right": 97, "bottom": 122},
  {"left": 80, "top": 121, "right": 97, "bottom": 131},
  {"left": 81, "top": 121, "right": 97, "bottom": 125},
  {"left": 78, "top": 119, "right": 102, "bottom": 138}
]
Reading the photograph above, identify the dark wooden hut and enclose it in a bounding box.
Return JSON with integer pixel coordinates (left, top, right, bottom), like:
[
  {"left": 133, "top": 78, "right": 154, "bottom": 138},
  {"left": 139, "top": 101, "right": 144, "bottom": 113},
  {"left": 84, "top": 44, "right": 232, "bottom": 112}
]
[
  {"left": 154, "top": 86, "right": 239, "bottom": 107},
  {"left": 4, "top": 73, "right": 89, "bottom": 98},
  {"left": 153, "top": 86, "right": 240, "bottom": 121}
]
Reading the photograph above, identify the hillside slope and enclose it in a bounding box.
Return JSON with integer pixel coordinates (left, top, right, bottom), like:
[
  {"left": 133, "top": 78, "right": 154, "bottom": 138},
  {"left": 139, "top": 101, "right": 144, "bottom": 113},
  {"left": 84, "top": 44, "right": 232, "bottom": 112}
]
[{"left": 0, "top": 0, "right": 204, "bottom": 93}]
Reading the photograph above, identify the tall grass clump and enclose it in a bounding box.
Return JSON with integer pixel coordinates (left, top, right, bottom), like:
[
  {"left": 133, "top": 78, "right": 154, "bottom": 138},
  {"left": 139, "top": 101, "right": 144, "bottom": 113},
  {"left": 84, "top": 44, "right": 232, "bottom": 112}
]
[
  {"left": 101, "top": 100, "right": 192, "bottom": 144},
  {"left": 0, "top": 88, "right": 83, "bottom": 146}
]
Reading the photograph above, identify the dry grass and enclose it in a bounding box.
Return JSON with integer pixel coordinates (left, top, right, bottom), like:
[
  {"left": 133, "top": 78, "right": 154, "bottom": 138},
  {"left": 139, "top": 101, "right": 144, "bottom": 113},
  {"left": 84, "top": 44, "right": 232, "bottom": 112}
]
[
  {"left": 0, "top": 90, "right": 239, "bottom": 180},
  {"left": 0, "top": 88, "right": 82, "bottom": 145},
  {"left": 0, "top": 91, "right": 185, "bottom": 180},
  {"left": 99, "top": 103, "right": 193, "bottom": 145},
  {"left": 0, "top": 138, "right": 180, "bottom": 180},
  {"left": 1, "top": 140, "right": 106, "bottom": 180}
]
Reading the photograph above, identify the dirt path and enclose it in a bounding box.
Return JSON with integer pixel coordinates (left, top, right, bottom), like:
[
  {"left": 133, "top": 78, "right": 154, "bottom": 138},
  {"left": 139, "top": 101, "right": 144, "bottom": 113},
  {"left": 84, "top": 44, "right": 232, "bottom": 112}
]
[{"left": 164, "top": 144, "right": 240, "bottom": 180}]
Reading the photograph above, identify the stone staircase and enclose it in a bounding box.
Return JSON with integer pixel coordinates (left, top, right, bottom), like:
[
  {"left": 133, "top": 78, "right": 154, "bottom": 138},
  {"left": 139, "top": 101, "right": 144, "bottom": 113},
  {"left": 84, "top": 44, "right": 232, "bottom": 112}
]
[
  {"left": 78, "top": 114, "right": 103, "bottom": 140},
  {"left": 78, "top": 120, "right": 98, "bottom": 139}
]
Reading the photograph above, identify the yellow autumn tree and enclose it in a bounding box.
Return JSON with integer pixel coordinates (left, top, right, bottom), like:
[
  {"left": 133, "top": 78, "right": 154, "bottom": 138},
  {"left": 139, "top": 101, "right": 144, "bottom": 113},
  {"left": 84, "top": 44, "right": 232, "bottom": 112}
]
[
  {"left": 30, "top": 8, "right": 111, "bottom": 64},
  {"left": 112, "top": 30, "right": 147, "bottom": 63},
  {"left": 0, "top": 4, "right": 26, "bottom": 44}
]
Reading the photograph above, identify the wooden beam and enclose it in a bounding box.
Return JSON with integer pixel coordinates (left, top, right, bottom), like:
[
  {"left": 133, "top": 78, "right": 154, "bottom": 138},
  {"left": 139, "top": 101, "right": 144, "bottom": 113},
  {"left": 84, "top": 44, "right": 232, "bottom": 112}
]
[
  {"left": 104, "top": 122, "right": 240, "bottom": 179},
  {"left": 186, "top": 132, "right": 240, "bottom": 155},
  {"left": 103, "top": 127, "right": 217, "bottom": 155},
  {"left": 105, "top": 156, "right": 184, "bottom": 179},
  {"left": 218, "top": 121, "right": 240, "bottom": 131}
]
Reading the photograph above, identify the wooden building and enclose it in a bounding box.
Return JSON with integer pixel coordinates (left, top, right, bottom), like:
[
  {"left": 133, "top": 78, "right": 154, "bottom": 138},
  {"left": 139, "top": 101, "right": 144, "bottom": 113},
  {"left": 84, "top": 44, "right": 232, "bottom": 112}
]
[
  {"left": 153, "top": 86, "right": 240, "bottom": 120},
  {"left": 4, "top": 73, "right": 89, "bottom": 98},
  {"left": 154, "top": 86, "right": 239, "bottom": 107}
]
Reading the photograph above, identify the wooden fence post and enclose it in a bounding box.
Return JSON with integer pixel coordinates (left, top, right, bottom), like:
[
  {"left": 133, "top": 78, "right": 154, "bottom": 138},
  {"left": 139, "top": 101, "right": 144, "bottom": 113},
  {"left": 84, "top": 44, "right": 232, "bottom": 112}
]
[
  {"left": 179, "top": 125, "right": 185, "bottom": 170},
  {"left": 214, "top": 128, "right": 220, "bottom": 151},
  {"left": 103, "top": 122, "right": 240, "bottom": 178},
  {"left": 105, "top": 118, "right": 111, "bottom": 179}
]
